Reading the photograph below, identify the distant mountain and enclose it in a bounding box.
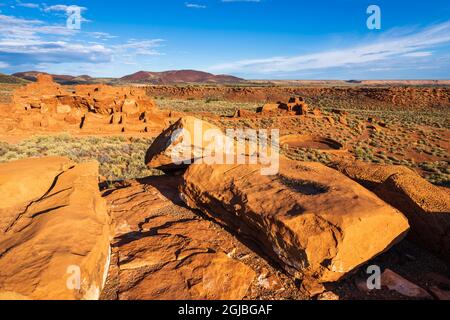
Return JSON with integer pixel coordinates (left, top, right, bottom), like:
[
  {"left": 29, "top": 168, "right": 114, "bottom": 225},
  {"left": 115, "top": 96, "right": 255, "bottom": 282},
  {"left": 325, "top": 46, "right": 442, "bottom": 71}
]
[
  {"left": 12, "top": 71, "right": 94, "bottom": 85},
  {"left": 15, "top": 70, "right": 445, "bottom": 87},
  {"left": 0, "top": 73, "right": 29, "bottom": 84},
  {"left": 12, "top": 70, "right": 244, "bottom": 85},
  {"left": 120, "top": 70, "right": 244, "bottom": 84}
]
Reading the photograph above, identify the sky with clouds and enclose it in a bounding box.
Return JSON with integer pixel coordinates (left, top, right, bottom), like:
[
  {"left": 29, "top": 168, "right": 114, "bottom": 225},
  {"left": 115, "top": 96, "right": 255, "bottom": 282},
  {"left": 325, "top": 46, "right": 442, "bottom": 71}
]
[{"left": 0, "top": 0, "right": 449, "bottom": 79}]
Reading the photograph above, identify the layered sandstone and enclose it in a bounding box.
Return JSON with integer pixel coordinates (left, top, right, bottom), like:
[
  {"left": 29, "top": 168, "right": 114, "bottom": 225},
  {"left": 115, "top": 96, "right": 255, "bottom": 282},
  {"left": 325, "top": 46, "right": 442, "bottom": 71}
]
[
  {"left": 0, "top": 157, "right": 110, "bottom": 300},
  {"left": 145, "top": 116, "right": 231, "bottom": 172},
  {"left": 180, "top": 158, "right": 410, "bottom": 282},
  {"left": 12, "top": 74, "right": 64, "bottom": 110},
  {"left": 334, "top": 160, "right": 450, "bottom": 263},
  {"left": 256, "top": 97, "right": 309, "bottom": 116},
  {"left": 101, "top": 177, "right": 303, "bottom": 300},
  {"left": 8, "top": 75, "right": 174, "bottom": 135},
  {"left": 71, "top": 84, "right": 156, "bottom": 115}
]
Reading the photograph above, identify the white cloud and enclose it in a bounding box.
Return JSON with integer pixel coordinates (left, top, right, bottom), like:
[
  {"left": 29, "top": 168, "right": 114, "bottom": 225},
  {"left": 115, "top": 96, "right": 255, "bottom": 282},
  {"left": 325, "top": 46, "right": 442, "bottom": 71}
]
[
  {"left": 16, "top": 2, "right": 40, "bottom": 9},
  {"left": 402, "top": 51, "right": 432, "bottom": 57},
  {"left": 113, "top": 39, "right": 165, "bottom": 56},
  {"left": 0, "top": 14, "right": 76, "bottom": 42},
  {"left": 0, "top": 61, "right": 9, "bottom": 68},
  {"left": 209, "top": 21, "right": 450, "bottom": 74},
  {"left": 367, "top": 67, "right": 393, "bottom": 72},
  {"left": 0, "top": 14, "right": 164, "bottom": 71},
  {"left": 43, "top": 4, "right": 87, "bottom": 13},
  {"left": 185, "top": 3, "right": 207, "bottom": 9},
  {"left": 89, "top": 32, "right": 117, "bottom": 40}
]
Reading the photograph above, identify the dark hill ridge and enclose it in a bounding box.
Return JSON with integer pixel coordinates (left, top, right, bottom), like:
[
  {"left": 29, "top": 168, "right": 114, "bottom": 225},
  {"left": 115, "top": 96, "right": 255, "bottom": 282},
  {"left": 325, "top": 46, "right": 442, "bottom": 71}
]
[
  {"left": 0, "top": 73, "right": 29, "bottom": 84},
  {"left": 120, "top": 70, "right": 244, "bottom": 84},
  {"left": 12, "top": 70, "right": 244, "bottom": 85},
  {"left": 13, "top": 71, "right": 94, "bottom": 85},
  {"left": 12, "top": 71, "right": 449, "bottom": 86}
]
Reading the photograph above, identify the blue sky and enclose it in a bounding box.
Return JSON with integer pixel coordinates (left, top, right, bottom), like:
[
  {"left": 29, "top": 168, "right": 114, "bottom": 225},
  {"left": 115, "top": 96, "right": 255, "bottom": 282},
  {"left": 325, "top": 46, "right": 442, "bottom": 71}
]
[{"left": 0, "top": 0, "right": 450, "bottom": 79}]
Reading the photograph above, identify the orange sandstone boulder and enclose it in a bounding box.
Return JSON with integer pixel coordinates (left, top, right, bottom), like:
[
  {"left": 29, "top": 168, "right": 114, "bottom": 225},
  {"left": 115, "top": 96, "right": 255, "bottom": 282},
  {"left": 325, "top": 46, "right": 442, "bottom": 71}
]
[
  {"left": 312, "top": 108, "right": 322, "bottom": 117},
  {"left": 101, "top": 177, "right": 260, "bottom": 300},
  {"left": 339, "top": 115, "right": 348, "bottom": 126},
  {"left": 334, "top": 160, "right": 450, "bottom": 263},
  {"left": 180, "top": 158, "right": 410, "bottom": 282},
  {"left": 0, "top": 157, "right": 110, "bottom": 300},
  {"left": 258, "top": 103, "right": 280, "bottom": 114},
  {"left": 145, "top": 116, "right": 229, "bottom": 172},
  {"left": 0, "top": 157, "right": 74, "bottom": 210},
  {"left": 333, "top": 161, "right": 415, "bottom": 188}
]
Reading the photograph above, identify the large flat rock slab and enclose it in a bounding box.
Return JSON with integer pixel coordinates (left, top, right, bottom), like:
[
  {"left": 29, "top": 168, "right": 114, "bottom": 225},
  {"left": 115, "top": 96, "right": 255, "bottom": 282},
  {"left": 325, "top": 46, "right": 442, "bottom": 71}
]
[
  {"left": 0, "top": 157, "right": 75, "bottom": 212},
  {"left": 334, "top": 160, "right": 450, "bottom": 263},
  {"left": 145, "top": 116, "right": 229, "bottom": 172},
  {"left": 101, "top": 177, "right": 304, "bottom": 300},
  {"left": 0, "top": 157, "right": 110, "bottom": 300},
  {"left": 180, "top": 158, "right": 410, "bottom": 282}
]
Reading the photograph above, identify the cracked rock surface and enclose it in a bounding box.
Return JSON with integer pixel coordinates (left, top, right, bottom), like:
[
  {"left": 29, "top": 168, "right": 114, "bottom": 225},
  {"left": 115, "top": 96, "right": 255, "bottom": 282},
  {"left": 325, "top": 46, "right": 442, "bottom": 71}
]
[
  {"left": 334, "top": 160, "right": 450, "bottom": 264},
  {"left": 0, "top": 157, "right": 110, "bottom": 300},
  {"left": 100, "top": 176, "right": 305, "bottom": 300},
  {"left": 180, "top": 158, "right": 410, "bottom": 282}
]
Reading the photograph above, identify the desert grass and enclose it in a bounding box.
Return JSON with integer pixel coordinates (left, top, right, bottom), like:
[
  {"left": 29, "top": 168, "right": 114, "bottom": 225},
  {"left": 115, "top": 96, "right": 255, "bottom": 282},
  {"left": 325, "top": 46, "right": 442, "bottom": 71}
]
[
  {"left": 0, "top": 135, "right": 162, "bottom": 181},
  {"left": 155, "top": 97, "right": 259, "bottom": 116},
  {"left": 204, "top": 105, "right": 449, "bottom": 187},
  {"left": 1, "top": 91, "right": 448, "bottom": 187}
]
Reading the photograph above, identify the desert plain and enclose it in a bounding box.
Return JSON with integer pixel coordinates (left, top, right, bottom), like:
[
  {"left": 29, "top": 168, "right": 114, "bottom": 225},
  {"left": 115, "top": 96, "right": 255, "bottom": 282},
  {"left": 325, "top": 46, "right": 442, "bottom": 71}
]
[{"left": 0, "top": 71, "right": 449, "bottom": 300}]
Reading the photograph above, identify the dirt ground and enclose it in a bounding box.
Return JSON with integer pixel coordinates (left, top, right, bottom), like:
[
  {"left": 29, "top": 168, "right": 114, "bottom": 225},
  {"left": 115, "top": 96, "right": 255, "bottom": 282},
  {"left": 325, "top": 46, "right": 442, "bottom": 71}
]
[
  {"left": 0, "top": 82, "right": 449, "bottom": 300},
  {"left": 1, "top": 82, "right": 448, "bottom": 186}
]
